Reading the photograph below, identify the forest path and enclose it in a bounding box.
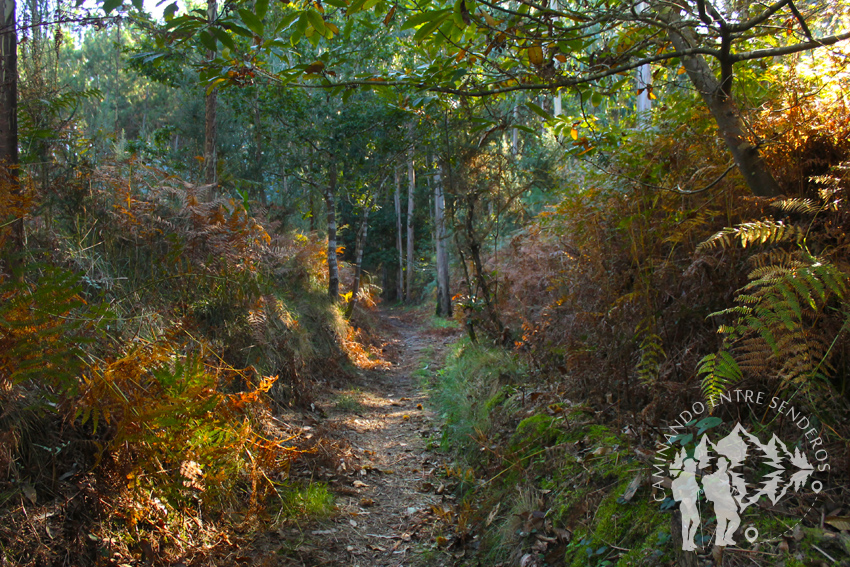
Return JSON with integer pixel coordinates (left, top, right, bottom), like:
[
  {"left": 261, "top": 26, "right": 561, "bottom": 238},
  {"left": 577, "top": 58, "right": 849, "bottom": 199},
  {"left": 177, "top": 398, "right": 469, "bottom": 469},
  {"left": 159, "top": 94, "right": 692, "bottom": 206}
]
[{"left": 273, "top": 307, "right": 463, "bottom": 566}]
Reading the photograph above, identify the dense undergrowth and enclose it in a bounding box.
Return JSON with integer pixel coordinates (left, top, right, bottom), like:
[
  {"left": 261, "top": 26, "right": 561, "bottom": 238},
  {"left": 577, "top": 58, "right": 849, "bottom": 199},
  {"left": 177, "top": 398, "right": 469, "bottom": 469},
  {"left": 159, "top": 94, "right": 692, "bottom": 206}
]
[
  {"left": 430, "top": 56, "right": 850, "bottom": 566},
  {"left": 0, "top": 158, "right": 383, "bottom": 565}
]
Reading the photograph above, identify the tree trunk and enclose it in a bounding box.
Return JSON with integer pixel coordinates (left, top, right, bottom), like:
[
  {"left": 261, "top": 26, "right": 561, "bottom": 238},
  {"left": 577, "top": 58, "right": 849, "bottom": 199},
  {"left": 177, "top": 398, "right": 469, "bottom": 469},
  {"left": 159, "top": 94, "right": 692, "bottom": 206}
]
[
  {"left": 635, "top": 2, "right": 652, "bottom": 116},
  {"left": 204, "top": 0, "right": 218, "bottom": 191},
  {"left": 406, "top": 124, "right": 415, "bottom": 303},
  {"left": 113, "top": 19, "right": 121, "bottom": 132},
  {"left": 394, "top": 165, "right": 404, "bottom": 301},
  {"left": 351, "top": 207, "right": 369, "bottom": 303},
  {"left": 510, "top": 105, "right": 518, "bottom": 155},
  {"left": 0, "top": 0, "right": 15, "bottom": 165},
  {"left": 325, "top": 160, "right": 339, "bottom": 301},
  {"left": 434, "top": 161, "right": 451, "bottom": 317},
  {"left": 253, "top": 86, "right": 266, "bottom": 206},
  {"left": 309, "top": 187, "right": 316, "bottom": 232},
  {"left": 352, "top": 181, "right": 382, "bottom": 307},
  {"left": 465, "top": 191, "right": 507, "bottom": 342},
  {"left": 1, "top": 0, "right": 21, "bottom": 276},
  {"left": 668, "top": 27, "right": 781, "bottom": 198}
]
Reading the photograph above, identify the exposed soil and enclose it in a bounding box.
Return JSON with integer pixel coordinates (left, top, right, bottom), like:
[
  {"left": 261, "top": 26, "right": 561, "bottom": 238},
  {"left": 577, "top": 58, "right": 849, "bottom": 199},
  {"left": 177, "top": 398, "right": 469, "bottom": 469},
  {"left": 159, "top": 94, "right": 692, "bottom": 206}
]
[{"left": 266, "top": 308, "right": 464, "bottom": 566}]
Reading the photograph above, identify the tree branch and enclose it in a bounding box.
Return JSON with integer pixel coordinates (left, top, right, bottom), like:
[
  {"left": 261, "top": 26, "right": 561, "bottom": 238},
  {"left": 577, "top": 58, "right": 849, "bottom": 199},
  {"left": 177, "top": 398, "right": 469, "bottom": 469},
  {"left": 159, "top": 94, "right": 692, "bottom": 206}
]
[
  {"left": 284, "top": 46, "right": 721, "bottom": 97},
  {"left": 787, "top": 0, "right": 814, "bottom": 41},
  {"left": 726, "top": 0, "right": 789, "bottom": 33},
  {"left": 730, "top": 31, "right": 850, "bottom": 62}
]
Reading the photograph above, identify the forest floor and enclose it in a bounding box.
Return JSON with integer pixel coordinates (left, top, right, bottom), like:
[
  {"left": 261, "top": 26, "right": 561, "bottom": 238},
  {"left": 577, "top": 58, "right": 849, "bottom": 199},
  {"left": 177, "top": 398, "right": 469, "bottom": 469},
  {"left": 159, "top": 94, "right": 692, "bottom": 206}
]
[{"left": 253, "top": 307, "right": 464, "bottom": 567}]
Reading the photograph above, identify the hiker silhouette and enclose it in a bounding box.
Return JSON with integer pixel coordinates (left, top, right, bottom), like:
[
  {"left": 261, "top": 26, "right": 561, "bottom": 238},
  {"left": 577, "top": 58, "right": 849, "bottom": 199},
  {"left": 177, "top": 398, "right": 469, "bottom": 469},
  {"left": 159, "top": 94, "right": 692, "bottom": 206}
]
[
  {"left": 703, "top": 455, "right": 741, "bottom": 546},
  {"left": 671, "top": 455, "right": 701, "bottom": 551}
]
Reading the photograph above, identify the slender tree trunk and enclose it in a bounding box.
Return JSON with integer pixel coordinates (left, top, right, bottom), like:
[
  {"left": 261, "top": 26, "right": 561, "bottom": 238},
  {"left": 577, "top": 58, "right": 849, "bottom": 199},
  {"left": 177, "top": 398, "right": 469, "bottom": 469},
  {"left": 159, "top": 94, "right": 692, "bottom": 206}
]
[
  {"left": 465, "top": 191, "right": 508, "bottom": 342},
  {"left": 351, "top": 183, "right": 380, "bottom": 306},
  {"left": 325, "top": 160, "right": 339, "bottom": 301},
  {"left": 510, "top": 105, "right": 518, "bottom": 155},
  {"left": 394, "top": 165, "right": 403, "bottom": 301},
  {"left": 635, "top": 2, "right": 652, "bottom": 117},
  {"left": 351, "top": 208, "right": 369, "bottom": 302},
  {"left": 204, "top": 0, "right": 218, "bottom": 191},
  {"left": 668, "top": 26, "right": 781, "bottom": 197},
  {"left": 434, "top": 161, "right": 451, "bottom": 317},
  {"left": 253, "top": 86, "right": 266, "bottom": 206},
  {"left": 406, "top": 124, "right": 415, "bottom": 302},
  {"left": 1, "top": 0, "right": 21, "bottom": 275},
  {"left": 309, "top": 189, "right": 315, "bottom": 232},
  {"left": 113, "top": 19, "right": 121, "bottom": 133}
]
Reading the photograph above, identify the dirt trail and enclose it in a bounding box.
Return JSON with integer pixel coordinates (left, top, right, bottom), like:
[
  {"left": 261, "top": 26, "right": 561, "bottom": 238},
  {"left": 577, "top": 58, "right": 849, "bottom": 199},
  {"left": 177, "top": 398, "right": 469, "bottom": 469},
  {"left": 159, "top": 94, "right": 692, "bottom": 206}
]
[{"left": 276, "top": 308, "right": 462, "bottom": 566}]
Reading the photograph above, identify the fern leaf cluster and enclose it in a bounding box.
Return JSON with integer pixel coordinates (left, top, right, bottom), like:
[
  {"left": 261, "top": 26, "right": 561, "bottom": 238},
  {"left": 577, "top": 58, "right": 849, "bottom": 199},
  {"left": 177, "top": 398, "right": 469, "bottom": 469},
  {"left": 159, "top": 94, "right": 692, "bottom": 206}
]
[
  {"left": 698, "top": 189, "right": 850, "bottom": 402},
  {"left": 635, "top": 323, "right": 666, "bottom": 385},
  {"left": 698, "top": 220, "right": 804, "bottom": 251}
]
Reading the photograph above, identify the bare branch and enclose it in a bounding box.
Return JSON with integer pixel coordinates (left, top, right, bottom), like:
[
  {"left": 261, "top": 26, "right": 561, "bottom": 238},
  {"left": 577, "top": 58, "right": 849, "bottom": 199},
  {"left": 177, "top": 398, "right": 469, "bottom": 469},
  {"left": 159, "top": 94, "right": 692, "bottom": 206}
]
[
  {"left": 726, "top": 0, "right": 789, "bottom": 33},
  {"left": 671, "top": 164, "right": 736, "bottom": 195},
  {"left": 730, "top": 31, "right": 850, "bottom": 62},
  {"left": 787, "top": 0, "right": 814, "bottom": 41}
]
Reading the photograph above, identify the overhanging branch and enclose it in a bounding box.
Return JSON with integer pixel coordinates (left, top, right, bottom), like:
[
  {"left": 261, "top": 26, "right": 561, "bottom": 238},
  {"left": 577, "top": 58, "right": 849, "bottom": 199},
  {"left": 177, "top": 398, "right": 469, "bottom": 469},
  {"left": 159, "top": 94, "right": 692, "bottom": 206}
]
[{"left": 730, "top": 31, "right": 850, "bottom": 61}]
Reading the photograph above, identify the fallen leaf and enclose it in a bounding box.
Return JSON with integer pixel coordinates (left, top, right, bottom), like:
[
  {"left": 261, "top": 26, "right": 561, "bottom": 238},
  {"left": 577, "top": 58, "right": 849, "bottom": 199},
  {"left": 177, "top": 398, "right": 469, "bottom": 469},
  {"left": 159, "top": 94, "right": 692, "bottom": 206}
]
[
  {"left": 353, "top": 480, "right": 369, "bottom": 488},
  {"left": 21, "top": 483, "right": 36, "bottom": 505},
  {"left": 826, "top": 516, "right": 850, "bottom": 532},
  {"left": 621, "top": 473, "right": 643, "bottom": 503},
  {"left": 436, "top": 535, "right": 449, "bottom": 547},
  {"left": 360, "top": 498, "right": 375, "bottom": 507}
]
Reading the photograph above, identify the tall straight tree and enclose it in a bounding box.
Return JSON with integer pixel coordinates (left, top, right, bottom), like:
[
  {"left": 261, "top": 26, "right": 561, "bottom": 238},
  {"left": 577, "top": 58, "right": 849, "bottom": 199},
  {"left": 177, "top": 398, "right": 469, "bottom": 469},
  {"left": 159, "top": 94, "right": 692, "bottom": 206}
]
[
  {"left": 434, "top": 160, "right": 451, "bottom": 316},
  {"left": 203, "top": 0, "right": 217, "bottom": 189},
  {"left": 325, "top": 159, "right": 339, "bottom": 301},
  {"left": 405, "top": 123, "right": 415, "bottom": 302},
  {"left": 252, "top": 86, "right": 266, "bottom": 205},
  {"left": 394, "top": 165, "right": 403, "bottom": 301},
  {"left": 325, "top": 160, "right": 339, "bottom": 303},
  {"left": 350, "top": 179, "right": 383, "bottom": 304},
  {"left": 0, "top": 0, "right": 20, "bottom": 273}
]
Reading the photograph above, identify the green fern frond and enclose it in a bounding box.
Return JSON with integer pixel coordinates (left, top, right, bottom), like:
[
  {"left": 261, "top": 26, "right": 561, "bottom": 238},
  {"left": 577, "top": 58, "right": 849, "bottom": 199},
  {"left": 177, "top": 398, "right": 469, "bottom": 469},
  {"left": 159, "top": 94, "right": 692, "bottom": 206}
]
[
  {"left": 699, "top": 351, "right": 742, "bottom": 406},
  {"left": 747, "top": 264, "right": 795, "bottom": 282},
  {"left": 636, "top": 330, "right": 665, "bottom": 385},
  {"left": 698, "top": 221, "right": 804, "bottom": 251}
]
